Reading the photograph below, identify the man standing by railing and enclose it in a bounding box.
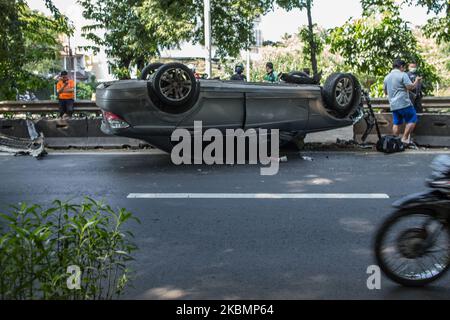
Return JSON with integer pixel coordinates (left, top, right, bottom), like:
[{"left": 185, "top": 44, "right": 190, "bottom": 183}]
[
  {"left": 56, "top": 71, "right": 75, "bottom": 119},
  {"left": 384, "top": 59, "right": 422, "bottom": 146}
]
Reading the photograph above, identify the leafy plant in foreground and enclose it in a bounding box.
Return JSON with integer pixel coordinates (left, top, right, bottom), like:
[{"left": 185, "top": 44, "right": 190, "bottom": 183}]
[{"left": 0, "top": 197, "right": 139, "bottom": 300}]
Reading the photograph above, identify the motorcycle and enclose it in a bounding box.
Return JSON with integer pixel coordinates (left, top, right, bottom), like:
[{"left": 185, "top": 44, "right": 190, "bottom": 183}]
[{"left": 374, "top": 155, "right": 450, "bottom": 286}]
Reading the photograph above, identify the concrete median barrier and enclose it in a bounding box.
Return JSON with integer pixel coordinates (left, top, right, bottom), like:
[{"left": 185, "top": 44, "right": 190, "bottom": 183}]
[
  {"left": 36, "top": 118, "right": 88, "bottom": 148},
  {"left": 354, "top": 113, "right": 450, "bottom": 147},
  {"left": 0, "top": 119, "right": 30, "bottom": 138},
  {"left": 0, "top": 118, "right": 150, "bottom": 149}
]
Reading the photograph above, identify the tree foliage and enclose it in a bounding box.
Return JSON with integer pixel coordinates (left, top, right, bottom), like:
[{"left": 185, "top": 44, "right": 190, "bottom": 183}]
[
  {"left": 275, "top": 0, "right": 310, "bottom": 11},
  {"left": 362, "top": 0, "right": 449, "bottom": 43},
  {"left": 0, "top": 0, "right": 71, "bottom": 100},
  {"left": 79, "top": 0, "right": 273, "bottom": 79},
  {"left": 328, "top": 0, "right": 439, "bottom": 95},
  {"left": 79, "top": 0, "right": 191, "bottom": 79},
  {"left": 276, "top": 0, "right": 321, "bottom": 76},
  {"left": 298, "top": 24, "right": 324, "bottom": 73}
]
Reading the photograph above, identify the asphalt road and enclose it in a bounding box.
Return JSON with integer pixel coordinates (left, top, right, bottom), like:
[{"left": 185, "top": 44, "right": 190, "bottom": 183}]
[{"left": 1, "top": 149, "right": 450, "bottom": 300}]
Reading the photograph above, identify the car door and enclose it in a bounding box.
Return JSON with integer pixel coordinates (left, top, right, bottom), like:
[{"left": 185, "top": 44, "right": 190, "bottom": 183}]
[
  {"left": 176, "top": 80, "right": 246, "bottom": 133},
  {"left": 244, "top": 83, "right": 316, "bottom": 132}
]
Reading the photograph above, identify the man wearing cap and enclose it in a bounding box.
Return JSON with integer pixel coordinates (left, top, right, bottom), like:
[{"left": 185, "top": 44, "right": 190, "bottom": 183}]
[{"left": 56, "top": 71, "right": 75, "bottom": 119}]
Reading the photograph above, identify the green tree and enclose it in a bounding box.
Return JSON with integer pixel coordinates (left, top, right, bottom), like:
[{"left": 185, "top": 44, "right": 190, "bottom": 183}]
[
  {"left": 76, "top": 81, "right": 95, "bottom": 100},
  {"left": 328, "top": 0, "right": 438, "bottom": 96},
  {"left": 186, "top": 0, "right": 273, "bottom": 57},
  {"left": 276, "top": 0, "right": 321, "bottom": 77},
  {"left": 364, "top": 0, "right": 449, "bottom": 43},
  {"left": 79, "top": 0, "right": 273, "bottom": 79},
  {"left": 0, "top": 0, "right": 71, "bottom": 100},
  {"left": 297, "top": 24, "right": 324, "bottom": 74},
  {"left": 409, "top": 0, "right": 449, "bottom": 43},
  {"left": 79, "top": 0, "right": 191, "bottom": 79}
]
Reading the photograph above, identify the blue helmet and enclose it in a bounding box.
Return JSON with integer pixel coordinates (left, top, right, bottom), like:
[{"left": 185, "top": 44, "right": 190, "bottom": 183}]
[{"left": 235, "top": 63, "right": 244, "bottom": 74}]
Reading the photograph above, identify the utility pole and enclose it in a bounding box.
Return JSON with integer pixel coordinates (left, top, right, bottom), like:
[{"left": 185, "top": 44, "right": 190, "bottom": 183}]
[
  {"left": 246, "top": 17, "right": 251, "bottom": 81},
  {"left": 73, "top": 51, "right": 77, "bottom": 100},
  {"left": 306, "top": 0, "right": 318, "bottom": 77},
  {"left": 204, "top": 0, "right": 212, "bottom": 78},
  {"left": 246, "top": 49, "right": 250, "bottom": 81},
  {"left": 68, "top": 37, "right": 77, "bottom": 100}
]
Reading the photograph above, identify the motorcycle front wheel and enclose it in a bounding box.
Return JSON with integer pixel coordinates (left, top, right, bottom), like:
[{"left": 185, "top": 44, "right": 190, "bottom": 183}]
[{"left": 374, "top": 208, "right": 450, "bottom": 287}]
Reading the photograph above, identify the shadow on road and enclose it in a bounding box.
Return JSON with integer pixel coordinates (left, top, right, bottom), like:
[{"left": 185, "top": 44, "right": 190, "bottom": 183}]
[{"left": 380, "top": 285, "right": 450, "bottom": 300}]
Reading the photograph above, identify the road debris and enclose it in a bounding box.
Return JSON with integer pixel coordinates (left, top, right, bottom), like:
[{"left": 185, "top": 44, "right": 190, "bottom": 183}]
[
  {"left": 0, "top": 120, "right": 46, "bottom": 159},
  {"left": 358, "top": 144, "right": 373, "bottom": 149},
  {"left": 300, "top": 155, "right": 314, "bottom": 161},
  {"left": 270, "top": 156, "right": 288, "bottom": 163}
]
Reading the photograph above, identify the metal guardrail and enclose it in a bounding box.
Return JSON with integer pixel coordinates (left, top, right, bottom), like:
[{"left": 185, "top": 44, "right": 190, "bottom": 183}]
[
  {"left": 0, "top": 100, "right": 99, "bottom": 113},
  {"left": 0, "top": 97, "right": 449, "bottom": 113},
  {"left": 369, "top": 97, "right": 450, "bottom": 110}
]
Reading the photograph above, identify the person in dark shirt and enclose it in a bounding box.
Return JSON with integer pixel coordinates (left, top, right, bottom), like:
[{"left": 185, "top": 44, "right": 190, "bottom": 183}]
[
  {"left": 230, "top": 63, "right": 247, "bottom": 81},
  {"left": 407, "top": 62, "right": 424, "bottom": 113}
]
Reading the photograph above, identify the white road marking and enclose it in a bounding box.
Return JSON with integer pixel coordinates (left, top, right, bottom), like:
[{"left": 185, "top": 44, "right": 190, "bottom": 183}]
[{"left": 127, "top": 193, "right": 390, "bottom": 199}]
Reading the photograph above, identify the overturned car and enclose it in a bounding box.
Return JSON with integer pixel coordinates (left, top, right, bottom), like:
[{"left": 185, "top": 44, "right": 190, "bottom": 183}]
[{"left": 96, "top": 62, "right": 362, "bottom": 153}]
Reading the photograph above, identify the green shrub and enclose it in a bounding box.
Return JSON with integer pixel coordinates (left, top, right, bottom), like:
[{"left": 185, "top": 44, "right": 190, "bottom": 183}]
[
  {"left": 76, "top": 82, "right": 96, "bottom": 100},
  {"left": 0, "top": 198, "right": 139, "bottom": 300}
]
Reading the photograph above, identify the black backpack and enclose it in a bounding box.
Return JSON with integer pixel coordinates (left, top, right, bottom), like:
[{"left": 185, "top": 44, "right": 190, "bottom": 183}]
[
  {"left": 362, "top": 91, "right": 405, "bottom": 154},
  {"left": 376, "top": 135, "right": 405, "bottom": 154}
]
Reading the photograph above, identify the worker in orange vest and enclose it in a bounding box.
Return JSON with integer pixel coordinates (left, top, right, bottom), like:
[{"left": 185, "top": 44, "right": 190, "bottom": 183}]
[{"left": 56, "top": 71, "right": 75, "bottom": 119}]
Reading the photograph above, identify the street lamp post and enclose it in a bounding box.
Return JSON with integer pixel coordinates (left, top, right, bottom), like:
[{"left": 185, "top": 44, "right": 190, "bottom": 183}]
[
  {"left": 204, "top": 0, "right": 212, "bottom": 78},
  {"left": 63, "top": 45, "right": 69, "bottom": 70},
  {"left": 73, "top": 47, "right": 77, "bottom": 100},
  {"left": 69, "top": 37, "right": 77, "bottom": 100},
  {"left": 246, "top": 49, "right": 250, "bottom": 81}
]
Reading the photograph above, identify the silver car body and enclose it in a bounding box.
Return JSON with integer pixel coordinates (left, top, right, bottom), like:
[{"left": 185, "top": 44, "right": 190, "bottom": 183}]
[{"left": 96, "top": 79, "right": 361, "bottom": 152}]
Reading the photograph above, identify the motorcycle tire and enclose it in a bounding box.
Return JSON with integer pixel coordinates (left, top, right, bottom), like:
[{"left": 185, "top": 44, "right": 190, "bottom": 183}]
[{"left": 374, "top": 208, "right": 450, "bottom": 287}]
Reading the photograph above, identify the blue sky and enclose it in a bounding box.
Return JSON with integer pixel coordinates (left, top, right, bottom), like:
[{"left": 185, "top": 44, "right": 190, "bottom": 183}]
[{"left": 28, "top": 0, "right": 434, "bottom": 43}]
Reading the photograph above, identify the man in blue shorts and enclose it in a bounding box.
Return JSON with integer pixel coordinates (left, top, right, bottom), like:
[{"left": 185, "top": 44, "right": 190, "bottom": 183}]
[{"left": 384, "top": 59, "right": 422, "bottom": 145}]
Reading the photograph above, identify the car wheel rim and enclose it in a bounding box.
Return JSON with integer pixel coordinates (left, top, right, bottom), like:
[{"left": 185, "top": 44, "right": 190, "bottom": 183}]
[
  {"left": 335, "top": 77, "right": 354, "bottom": 107},
  {"left": 159, "top": 68, "right": 193, "bottom": 102}
]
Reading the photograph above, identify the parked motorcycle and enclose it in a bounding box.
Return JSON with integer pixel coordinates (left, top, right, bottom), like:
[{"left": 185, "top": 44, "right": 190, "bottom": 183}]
[{"left": 374, "top": 155, "right": 450, "bottom": 286}]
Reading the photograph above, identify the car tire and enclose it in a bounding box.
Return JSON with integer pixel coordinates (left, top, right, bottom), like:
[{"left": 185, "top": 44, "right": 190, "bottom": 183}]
[
  {"left": 282, "top": 72, "right": 315, "bottom": 85},
  {"left": 140, "top": 62, "right": 164, "bottom": 80},
  {"left": 150, "top": 63, "right": 199, "bottom": 113},
  {"left": 323, "top": 73, "right": 360, "bottom": 117}
]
